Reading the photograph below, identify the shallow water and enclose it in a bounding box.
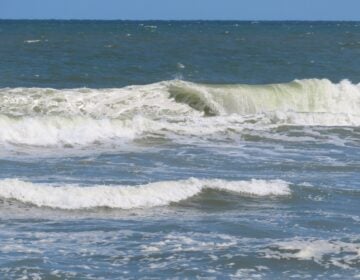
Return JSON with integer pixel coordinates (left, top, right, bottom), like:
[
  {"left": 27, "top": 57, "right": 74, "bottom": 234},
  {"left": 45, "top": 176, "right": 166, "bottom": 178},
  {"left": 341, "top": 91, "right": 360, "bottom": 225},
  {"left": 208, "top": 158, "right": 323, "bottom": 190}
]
[{"left": 0, "top": 21, "right": 359, "bottom": 279}]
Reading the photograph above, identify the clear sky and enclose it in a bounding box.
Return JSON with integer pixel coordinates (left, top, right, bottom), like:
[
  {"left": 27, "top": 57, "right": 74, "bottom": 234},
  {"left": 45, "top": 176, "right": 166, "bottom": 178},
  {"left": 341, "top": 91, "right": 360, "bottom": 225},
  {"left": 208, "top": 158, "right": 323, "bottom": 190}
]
[{"left": 1, "top": 0, "right": 360, "bottom": 21}]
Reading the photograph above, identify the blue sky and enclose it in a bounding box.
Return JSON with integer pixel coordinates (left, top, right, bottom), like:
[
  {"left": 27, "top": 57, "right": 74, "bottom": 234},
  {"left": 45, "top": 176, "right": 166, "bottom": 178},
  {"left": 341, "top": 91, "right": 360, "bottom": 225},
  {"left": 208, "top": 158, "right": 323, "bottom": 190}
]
[{"left": 1, "top": 0, "right": 360, "bottom": 20}]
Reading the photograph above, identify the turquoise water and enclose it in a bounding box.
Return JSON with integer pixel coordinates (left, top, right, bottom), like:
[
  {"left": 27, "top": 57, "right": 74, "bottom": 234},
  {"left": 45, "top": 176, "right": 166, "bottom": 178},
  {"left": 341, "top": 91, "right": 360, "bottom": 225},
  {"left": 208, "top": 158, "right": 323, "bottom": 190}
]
[{"left": 0, "top": 21, "right": 359, "bottom": 279}]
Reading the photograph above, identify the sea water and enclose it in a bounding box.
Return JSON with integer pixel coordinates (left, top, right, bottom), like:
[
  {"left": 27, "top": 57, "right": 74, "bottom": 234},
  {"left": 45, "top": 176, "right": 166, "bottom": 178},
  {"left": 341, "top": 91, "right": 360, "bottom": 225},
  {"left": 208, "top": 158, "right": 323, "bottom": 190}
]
[{"left": 0, "top": 21, "right": 359, "bottom": 279}]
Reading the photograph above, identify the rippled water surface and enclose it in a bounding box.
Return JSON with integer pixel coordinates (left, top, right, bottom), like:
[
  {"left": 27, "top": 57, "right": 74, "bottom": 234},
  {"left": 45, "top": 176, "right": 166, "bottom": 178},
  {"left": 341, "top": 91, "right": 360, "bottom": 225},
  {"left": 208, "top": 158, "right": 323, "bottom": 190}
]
[{"left": 0, "top": 21, "right": 359, "bottom": 279}]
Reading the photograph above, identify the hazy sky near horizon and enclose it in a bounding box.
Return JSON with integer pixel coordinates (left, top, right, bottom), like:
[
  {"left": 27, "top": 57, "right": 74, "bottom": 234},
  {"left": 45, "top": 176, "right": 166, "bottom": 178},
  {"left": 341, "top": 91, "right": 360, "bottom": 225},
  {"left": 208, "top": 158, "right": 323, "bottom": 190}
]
[{"left": 1, "top": 0, "right": 360, "bottom": 21}]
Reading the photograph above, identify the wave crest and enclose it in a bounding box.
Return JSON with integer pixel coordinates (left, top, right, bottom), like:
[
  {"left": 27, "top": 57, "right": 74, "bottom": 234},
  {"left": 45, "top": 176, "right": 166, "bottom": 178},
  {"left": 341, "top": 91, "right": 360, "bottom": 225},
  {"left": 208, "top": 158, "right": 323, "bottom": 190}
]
[
  {"left": 1, "top": 79, "right": 360, "bottom": 148},
  {"left": 170, "top": 79, "right": 360, "bottom": 117},
  {"left": 0, "top": 178, "right": 290, "bottom": 210}
]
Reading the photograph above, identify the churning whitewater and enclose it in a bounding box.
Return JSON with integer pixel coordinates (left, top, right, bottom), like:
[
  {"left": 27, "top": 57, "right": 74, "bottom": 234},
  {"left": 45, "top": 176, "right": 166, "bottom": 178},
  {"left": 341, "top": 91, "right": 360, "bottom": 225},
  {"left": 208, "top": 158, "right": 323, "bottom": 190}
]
[
  {"left": 0, "top": 178, "right": 290, "bottom": 209},
  {"left": 1, "top": 78, "right": 360, "bottom": 148}
]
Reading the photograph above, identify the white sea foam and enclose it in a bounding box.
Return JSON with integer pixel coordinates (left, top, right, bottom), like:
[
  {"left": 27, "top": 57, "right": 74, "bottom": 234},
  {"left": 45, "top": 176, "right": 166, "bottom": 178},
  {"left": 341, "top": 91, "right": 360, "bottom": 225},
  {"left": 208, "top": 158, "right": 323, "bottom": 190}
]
[
  {"left": 0, "top": 115, "right": 144, "bottom": 146},
  {"left": 2, "top": 79, "right": 359, "bottom": 121},
  {"left": 264, "top": 238, "right": 360, "bottom": 269},
  {"left": 0, "top": 178, "right": 290, "bottom": 209},
  {"left": 24, "top": 40, "right": 41, "bottom": 44},
  {"left": 0, "top": 79, "right": 359, "bottom": 148}
]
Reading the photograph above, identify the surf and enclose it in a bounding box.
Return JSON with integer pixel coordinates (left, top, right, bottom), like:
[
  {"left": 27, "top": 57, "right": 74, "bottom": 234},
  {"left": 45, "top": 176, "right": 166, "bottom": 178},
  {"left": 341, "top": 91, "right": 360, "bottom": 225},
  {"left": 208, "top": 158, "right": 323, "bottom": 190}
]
[
  {"left": 0, "top": 79, "right": 359, "bottom": 148},
  {"left": 0, "top": 178, "right": 290, "bottom": 210},
  {"left": 169, "top": 79, "right": 360, "bottom": 117}
]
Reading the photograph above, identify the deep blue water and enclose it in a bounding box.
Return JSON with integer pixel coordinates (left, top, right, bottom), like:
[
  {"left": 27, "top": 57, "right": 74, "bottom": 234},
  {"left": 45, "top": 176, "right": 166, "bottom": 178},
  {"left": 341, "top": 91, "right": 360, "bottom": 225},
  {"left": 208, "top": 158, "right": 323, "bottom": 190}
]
[
  {"left": 0, "top": 21, "right": 359, "bottom": 279},
  {"left": 1, "top": 20, "right": 360, "bottom": 88}
]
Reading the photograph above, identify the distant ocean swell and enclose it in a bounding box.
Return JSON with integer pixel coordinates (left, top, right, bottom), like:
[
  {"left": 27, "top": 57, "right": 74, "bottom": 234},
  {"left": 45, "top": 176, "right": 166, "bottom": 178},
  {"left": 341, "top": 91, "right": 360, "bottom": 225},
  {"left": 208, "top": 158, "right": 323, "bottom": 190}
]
[{"left": 0, "top": 78, "right": 359, "bottom": 147}]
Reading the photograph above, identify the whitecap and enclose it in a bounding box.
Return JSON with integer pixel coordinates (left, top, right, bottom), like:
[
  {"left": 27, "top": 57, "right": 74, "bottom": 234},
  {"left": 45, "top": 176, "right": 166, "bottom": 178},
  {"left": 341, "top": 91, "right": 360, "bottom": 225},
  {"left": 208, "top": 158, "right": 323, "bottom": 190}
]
[
  {"left": 24, "top": 39, "right": 41, "bottom": 44},
  {"left": 0, "top": 178, "right": 291, "bottom": 209}
]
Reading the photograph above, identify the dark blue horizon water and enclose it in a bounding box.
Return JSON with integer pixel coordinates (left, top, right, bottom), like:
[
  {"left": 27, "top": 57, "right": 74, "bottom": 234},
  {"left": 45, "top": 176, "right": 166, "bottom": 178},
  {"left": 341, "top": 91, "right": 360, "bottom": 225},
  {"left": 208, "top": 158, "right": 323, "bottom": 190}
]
[
  {"left": 1, "top": 20, "right": 360, "bottom": 88},
  {"left": 0, "top": 21, "right": 359, "bottom": 279}
]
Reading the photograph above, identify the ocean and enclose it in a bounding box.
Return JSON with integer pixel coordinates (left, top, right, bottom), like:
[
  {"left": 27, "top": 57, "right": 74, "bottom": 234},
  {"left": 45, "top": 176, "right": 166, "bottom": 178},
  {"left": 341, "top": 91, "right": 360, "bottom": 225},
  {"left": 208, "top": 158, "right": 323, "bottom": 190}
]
[{"left": 0, "top": 20, "right": 359, "bottom": 279}]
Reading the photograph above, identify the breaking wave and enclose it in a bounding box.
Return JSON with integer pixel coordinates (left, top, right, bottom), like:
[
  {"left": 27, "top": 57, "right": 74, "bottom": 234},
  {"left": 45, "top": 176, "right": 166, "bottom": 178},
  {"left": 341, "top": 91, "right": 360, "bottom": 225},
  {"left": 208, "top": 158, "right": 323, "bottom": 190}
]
[
  {"left": 0, "top": 78, "right": 359, "bottom": 147},
  {"left": 169, "top": 79, "right": 360, "bottom": 117},
  {"left": 0, "top": 178, "right": 290, "bottom": 209}
]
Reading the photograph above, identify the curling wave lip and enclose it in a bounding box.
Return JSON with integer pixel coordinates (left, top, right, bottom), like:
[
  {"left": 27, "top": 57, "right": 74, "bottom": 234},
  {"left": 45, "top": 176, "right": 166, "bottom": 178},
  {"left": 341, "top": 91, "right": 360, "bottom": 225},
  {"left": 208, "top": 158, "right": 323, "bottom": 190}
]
[
  {"left": 1, "top": 78, "right": 360, "bottom": 118},
  {"left": 0, "top": 78, "right": 359, "bottom": 148}
]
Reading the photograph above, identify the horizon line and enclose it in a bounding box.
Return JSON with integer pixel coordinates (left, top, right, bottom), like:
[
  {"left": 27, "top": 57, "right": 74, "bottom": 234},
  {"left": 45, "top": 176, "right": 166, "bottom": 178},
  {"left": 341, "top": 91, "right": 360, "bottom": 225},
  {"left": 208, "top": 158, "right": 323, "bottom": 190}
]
[{"left": 1, "top": 18, "right": 360, "bottom": 22}]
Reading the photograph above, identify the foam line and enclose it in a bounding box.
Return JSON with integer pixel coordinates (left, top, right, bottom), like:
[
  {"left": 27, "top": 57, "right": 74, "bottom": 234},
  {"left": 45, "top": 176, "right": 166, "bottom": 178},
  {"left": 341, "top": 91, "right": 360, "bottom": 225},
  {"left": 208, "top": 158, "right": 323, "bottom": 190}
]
[{"left": 0, "top": 178, "right": 290, "bottom": 209}]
